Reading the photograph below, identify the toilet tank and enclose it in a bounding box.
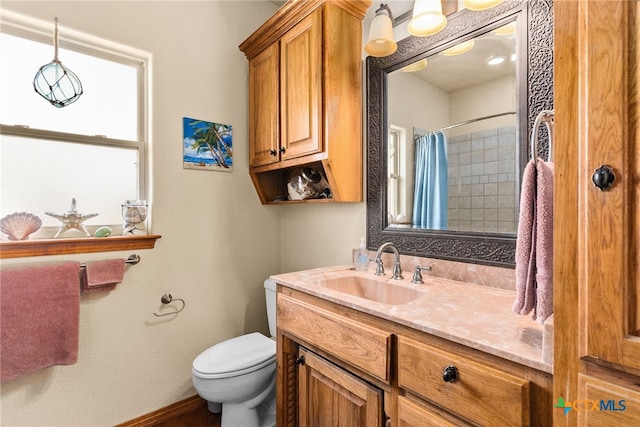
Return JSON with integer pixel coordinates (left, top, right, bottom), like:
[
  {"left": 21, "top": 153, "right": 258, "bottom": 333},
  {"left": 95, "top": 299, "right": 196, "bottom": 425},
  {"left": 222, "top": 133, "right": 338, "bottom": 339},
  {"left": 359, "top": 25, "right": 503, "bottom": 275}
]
[{"left": 264, "top": 279, "right": 277, "bottom": 337}]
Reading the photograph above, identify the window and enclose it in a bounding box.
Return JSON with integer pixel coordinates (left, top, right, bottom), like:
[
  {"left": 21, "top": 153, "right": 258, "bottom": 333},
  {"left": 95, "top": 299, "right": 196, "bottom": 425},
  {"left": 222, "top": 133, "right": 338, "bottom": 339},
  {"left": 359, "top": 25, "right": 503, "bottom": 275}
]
[{"left": 0, "top": 11, "right": 150, "bottom": 240}]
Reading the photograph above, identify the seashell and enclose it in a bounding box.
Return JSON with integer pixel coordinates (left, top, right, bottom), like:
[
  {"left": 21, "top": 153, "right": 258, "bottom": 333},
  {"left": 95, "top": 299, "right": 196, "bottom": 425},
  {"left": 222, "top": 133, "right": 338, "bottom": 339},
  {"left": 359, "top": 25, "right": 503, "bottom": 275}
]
[
  {"left": 123, "top": 206, "right": 147, "bottom": 224},
  {"left": 0, "top": 212, "right": 42, "bottom": 241},
  {"left": 94, "top": 226, "right": 113, "bottom": 238}
]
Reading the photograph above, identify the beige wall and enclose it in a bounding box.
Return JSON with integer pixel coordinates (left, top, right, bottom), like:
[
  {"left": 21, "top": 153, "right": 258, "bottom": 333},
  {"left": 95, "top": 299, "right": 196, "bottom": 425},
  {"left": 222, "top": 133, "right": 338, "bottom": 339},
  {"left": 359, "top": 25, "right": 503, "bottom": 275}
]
[
  {"left": 0, "top": 2, "right": 368, "bottom": 426},
  {"left": 280, "top": 203, "right": 365, "bottom": 272}
]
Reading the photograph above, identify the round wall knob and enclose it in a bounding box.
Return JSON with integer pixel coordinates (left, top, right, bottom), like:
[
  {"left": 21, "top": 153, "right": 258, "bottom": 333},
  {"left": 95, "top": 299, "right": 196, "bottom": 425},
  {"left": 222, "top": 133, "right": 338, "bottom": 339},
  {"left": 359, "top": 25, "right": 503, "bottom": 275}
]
[
  {"left": 592, "top": 165, "right": 615, "bottom": 191},
  {"left": 443, "top": 365, "right": 458, "bottom": 383}
]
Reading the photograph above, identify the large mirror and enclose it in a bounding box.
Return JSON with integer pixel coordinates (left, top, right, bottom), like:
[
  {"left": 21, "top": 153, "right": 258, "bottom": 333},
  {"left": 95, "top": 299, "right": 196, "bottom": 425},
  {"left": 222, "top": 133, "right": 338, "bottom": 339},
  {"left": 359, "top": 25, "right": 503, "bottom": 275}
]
[{"left": 367, "top": 0, "right": 553, "bottom": 267}]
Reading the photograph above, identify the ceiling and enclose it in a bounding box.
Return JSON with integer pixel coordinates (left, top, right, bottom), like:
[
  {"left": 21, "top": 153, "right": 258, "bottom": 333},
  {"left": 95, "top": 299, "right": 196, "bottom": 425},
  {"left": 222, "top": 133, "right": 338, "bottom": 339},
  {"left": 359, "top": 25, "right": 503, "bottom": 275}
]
[{"left": 405, "top": 24, "right": 516, "bottom": 93}]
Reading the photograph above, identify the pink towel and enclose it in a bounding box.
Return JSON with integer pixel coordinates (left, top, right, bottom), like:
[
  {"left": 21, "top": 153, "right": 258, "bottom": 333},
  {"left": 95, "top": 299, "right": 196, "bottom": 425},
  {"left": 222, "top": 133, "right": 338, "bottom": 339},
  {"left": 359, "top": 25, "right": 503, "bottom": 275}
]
[
  {"left": 534, "top": 161, "right": 554, "bottom": 323},
  {"left": 513, "top": 159, "right": 554, "bottom": 324},
  {"left": 1, "top": 261, "right": 80, "bottom": 381},
  {"left": 81, "top": 259, "right": 125, "bottom": 293},
  {"left": 513, "top": 161, "right": 537, "bottom": 316}
]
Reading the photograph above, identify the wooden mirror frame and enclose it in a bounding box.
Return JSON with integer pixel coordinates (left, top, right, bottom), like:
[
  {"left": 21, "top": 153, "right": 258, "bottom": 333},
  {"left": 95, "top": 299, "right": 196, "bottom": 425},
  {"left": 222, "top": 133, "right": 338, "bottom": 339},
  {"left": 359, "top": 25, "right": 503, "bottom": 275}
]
[{"left": 366, "top": 0, "right": 553, "bottom": 267}]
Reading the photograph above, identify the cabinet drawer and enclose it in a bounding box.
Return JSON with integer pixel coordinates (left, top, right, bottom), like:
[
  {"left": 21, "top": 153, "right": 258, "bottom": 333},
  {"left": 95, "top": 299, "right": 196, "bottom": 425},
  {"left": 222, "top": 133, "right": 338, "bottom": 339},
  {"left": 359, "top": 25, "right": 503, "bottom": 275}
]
[
  {"left": 398, "top": 336, "right": 530, "bottom": 426},
  {"left": 398, "top": 395, "right": 470, "bottom": 427},
  {"left": 278, "top": 293, "right": 391, "bottom": 383}
]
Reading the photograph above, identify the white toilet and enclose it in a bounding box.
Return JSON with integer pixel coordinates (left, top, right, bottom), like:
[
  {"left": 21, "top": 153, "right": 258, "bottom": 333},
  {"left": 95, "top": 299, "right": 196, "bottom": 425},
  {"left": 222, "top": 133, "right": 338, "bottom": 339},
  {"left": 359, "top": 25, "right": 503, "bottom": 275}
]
[{"left": 192, "top": 279, "right": 277, "bottom": 427}]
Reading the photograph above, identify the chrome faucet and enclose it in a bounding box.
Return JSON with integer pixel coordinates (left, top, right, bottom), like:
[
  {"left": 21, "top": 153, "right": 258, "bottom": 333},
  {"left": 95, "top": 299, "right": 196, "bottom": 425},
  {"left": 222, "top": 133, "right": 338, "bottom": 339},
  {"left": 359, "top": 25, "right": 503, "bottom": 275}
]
[{"left": 374, "top": 242, "right": 403, "bottom": 280}]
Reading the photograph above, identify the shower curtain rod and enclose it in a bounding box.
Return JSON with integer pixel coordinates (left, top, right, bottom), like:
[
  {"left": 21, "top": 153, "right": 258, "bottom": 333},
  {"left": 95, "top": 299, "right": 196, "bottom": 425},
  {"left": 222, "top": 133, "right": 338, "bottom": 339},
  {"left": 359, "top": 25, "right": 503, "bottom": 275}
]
[
  {"left": 439, "top": 111, "right": 516, "bottom": 132},
  {"left": 414, "top": 111, "right": 516, "bottom": 139}
]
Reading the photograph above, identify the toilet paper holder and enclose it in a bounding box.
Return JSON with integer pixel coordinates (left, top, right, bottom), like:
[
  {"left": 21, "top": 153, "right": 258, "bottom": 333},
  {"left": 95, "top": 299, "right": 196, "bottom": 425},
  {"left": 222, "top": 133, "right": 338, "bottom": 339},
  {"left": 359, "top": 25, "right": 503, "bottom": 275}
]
[{"left": 153, "top": 293, "right": 186, "bottom": 317}]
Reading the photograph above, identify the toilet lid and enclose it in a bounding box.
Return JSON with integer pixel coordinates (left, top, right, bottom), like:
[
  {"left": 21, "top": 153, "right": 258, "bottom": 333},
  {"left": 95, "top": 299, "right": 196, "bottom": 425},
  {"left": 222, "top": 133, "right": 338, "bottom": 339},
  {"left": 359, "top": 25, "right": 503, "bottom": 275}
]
[{"left": 193, "top": 332, "right": 275, "bottom": 378}]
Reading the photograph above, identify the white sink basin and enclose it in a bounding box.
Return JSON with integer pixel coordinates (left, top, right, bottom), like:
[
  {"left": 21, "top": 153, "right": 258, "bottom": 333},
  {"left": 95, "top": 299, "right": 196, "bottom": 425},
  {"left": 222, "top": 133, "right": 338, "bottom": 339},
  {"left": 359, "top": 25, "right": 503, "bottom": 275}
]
[{"left": 317, "top": 275, "right": 424, "bottom": 305}]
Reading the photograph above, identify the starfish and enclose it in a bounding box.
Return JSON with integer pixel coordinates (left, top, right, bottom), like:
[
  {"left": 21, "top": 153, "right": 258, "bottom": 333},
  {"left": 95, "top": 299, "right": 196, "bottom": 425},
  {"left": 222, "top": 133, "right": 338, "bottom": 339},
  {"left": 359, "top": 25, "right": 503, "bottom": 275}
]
[{"left": 45, "top": 198, "right": 98, "bottom": 238}]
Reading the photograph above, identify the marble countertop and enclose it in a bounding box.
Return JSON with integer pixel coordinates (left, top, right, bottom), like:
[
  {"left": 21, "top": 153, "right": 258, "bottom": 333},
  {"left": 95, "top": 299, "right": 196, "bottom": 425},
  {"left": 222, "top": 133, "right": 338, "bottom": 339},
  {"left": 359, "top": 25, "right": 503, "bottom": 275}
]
[{"left": 271, "top": 265, "right": 552, "bottom": 374}]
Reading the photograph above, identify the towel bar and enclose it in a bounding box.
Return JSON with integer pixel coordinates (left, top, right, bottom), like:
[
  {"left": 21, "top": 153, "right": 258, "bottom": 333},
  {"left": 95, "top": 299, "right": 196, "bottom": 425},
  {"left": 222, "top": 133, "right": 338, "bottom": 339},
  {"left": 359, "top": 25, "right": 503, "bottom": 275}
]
[
  {"left": 79, "top": 254, "right": 140, "bottom": 270},
  {"left": 531, "top": 109, "right": 555, "bottom": 162}
]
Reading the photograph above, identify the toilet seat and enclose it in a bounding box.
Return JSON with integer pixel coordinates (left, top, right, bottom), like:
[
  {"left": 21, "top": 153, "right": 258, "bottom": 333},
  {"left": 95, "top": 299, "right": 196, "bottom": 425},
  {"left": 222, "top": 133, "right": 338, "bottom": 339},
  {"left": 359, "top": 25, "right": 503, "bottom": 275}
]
[{"left": 193, "top": 332, "right": 276, "bottom": 380}]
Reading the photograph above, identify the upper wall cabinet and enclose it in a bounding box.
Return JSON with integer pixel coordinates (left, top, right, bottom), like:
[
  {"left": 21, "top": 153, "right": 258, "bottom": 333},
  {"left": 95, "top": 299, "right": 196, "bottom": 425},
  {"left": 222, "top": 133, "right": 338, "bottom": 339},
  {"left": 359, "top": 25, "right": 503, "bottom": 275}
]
[
  {"left": 239, "top": 0, "right": 371, "bottom": 204},
  {"left": 249, "top": 11, "right": 322, "bottom": 168}
]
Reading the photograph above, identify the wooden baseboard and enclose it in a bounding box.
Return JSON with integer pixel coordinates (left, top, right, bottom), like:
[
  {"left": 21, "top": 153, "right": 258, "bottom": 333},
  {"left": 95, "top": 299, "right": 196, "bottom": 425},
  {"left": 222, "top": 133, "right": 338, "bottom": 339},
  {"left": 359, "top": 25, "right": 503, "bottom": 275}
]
[{"left": 115, "top": 395, "right": 220, "bottom": 427}]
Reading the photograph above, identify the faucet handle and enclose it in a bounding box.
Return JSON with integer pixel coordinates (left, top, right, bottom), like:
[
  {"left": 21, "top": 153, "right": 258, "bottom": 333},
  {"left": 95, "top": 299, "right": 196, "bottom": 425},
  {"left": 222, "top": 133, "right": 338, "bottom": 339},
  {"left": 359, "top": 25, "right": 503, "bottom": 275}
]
[
  {"left": 374, "top": 258, "right": 385, "bottom": 276},
  {"left": 411, "top": 265, "right": 432, "bottom": 284}
]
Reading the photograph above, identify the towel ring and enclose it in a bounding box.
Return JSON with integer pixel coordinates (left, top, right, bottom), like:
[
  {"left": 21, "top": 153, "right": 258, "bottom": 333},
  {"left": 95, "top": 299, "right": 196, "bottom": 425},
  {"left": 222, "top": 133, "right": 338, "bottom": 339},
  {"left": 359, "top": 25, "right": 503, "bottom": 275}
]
[
  {"left": 531, "top": 109, "right": 555, "bottom": 162},
  {"left": 153, "top": 293, "right": 185, "bottom": 317}
]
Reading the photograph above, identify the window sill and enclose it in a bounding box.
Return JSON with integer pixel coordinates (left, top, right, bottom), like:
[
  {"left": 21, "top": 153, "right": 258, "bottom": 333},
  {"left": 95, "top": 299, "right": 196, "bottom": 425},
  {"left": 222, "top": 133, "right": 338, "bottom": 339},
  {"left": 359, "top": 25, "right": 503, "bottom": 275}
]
[{"left": 0, "top": 235, "right": 161, "bottom": 259}]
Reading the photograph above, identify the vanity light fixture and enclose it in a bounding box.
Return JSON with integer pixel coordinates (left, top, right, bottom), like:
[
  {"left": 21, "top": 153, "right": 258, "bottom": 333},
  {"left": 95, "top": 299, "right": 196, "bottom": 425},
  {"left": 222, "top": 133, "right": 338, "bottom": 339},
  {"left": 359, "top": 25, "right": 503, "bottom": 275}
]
[
  {"left": 365, "top": 4, "right": 397, "bottom": 57},
  {"left": 365, "top": 0, "right": 507, "bottom": 58},
  {"left": 408, "top": 0, "right": 447, "bottom": 37},
  {"left": 464, "top": 0, "right": 505, "bottom": 11},
  {"left": 401, "top": 58, "right": 428, "bottom": 72},
  {"left": 441, "top": 39, "right": 475, "bottom": 56}
]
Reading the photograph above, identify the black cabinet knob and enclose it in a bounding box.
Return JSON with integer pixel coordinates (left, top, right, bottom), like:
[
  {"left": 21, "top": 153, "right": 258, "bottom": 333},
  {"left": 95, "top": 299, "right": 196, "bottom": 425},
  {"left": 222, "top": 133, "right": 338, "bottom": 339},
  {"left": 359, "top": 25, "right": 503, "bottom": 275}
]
[
  {"left": 270, "top": 149, "right": 277, "bottom": 156},
  {"left": 592, "top": 165, "right": 615, "bottom": 191},
  {"left": 443, "top": 365, "right": 458, "bottom": 383},
  {"left": 295, "top": 355, "right": 305, "bottom": 365},
  {"left": 279, "top": 147, "right": 286, "bottom": 154}
]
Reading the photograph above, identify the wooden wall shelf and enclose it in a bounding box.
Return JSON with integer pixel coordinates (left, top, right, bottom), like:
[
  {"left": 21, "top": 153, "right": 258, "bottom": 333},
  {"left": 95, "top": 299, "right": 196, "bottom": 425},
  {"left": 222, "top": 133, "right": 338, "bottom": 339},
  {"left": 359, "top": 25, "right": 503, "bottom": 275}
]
[{"left": 0, "top": 235, "right": 161, "bottom": 259}]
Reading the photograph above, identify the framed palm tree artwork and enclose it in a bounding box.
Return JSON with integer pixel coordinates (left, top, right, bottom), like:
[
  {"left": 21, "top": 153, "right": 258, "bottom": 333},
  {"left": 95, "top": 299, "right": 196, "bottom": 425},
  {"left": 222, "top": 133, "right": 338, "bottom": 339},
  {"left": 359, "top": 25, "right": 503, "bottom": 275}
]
[{"left": 183, "top": 117, "right": 233, "bottom": 171}]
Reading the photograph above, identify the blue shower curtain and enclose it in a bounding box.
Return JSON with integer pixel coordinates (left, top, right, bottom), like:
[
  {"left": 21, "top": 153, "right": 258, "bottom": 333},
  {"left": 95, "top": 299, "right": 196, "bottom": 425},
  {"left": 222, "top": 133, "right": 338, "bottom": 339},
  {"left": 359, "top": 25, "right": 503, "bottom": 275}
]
[{"left": 413, "top": 131, "right": 448, "bottom": 229}]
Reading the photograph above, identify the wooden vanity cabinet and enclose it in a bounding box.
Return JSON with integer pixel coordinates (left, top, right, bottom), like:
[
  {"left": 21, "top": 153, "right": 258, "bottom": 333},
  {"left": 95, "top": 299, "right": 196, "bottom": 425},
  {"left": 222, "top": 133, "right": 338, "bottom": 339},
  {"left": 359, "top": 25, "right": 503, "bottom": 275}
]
[
  {"left": 276, "top": 288, "right": 390, "bottom": 426},
  {"left": 275, "top": 286, "right": 552, "bottom": 426},
  {"left": 240, "top": 0, "right": 370, "bottom": 204}
]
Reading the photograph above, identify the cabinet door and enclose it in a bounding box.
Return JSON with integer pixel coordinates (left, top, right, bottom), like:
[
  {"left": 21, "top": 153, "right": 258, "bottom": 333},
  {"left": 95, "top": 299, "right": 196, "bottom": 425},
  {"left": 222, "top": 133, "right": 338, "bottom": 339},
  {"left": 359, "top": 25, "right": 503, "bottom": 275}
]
[
  {"left": 279, "top": 9, "right": 322, "bottom": 161},
  {"left": 577, "top": 374, "right": 640, "bottom": 427},
  {"left": 298, "top": 347, "right": 383, "bottom": 427},
  {"left": 579, "top": 0, "right": 640, "bottom": 371},
  {"left": 249, "top": 42, "right": 279, "bottom": 167}
]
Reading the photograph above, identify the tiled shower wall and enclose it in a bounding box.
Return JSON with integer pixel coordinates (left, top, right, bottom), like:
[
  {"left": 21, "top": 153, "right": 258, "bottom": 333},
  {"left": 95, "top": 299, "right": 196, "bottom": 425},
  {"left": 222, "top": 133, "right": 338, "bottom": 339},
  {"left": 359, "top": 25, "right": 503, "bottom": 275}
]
[{"left": 447, "top": 126, "right": 517, "bottom": 233}]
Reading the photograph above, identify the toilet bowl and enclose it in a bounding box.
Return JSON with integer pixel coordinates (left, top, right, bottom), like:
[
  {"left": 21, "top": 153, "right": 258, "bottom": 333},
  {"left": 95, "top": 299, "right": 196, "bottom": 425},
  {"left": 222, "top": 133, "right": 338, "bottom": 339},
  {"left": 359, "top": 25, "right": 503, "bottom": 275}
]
[{"left": 192, "top": 279, "right": 277, "bottom": 427}]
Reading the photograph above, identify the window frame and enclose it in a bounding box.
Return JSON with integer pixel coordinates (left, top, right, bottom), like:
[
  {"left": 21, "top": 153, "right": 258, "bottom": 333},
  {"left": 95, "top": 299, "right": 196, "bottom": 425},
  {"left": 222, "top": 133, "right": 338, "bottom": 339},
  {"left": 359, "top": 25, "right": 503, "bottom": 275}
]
[{"left": 0, "top": 10, "right": 158, "bottom": 257}]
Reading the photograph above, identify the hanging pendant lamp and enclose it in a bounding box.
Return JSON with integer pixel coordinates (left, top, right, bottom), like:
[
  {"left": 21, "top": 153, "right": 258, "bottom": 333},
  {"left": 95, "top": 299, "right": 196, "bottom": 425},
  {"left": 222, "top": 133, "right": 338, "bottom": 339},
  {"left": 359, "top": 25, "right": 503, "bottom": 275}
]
[{"left": 33, "top": 17, "right": 83, "bottom": 108}]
